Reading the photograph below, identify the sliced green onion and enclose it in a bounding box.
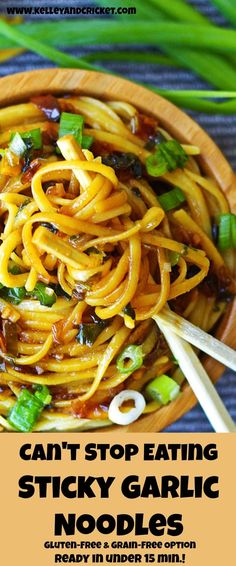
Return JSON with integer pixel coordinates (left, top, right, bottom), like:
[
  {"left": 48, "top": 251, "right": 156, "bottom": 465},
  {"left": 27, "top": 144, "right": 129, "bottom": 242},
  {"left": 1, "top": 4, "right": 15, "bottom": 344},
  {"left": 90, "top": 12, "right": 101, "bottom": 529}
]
[
  {"left": 8, "top": 262, "right": 22, "bottom": 275},
  {"left": 8, "top": 386, "right": 51, "bottom": 432},
  {"left": 231, "top": 215, "right": 236, "bottom": 248},
  {"left": 0, "top": 286, "right": 26, "bottom": 305},
  {"left": 21, "top": 128, "right": 42, "bottom": 150},
  {"left": 8, "top": 390, "right": 42, "bottom": 432},
  {"left": 108, "top": 390, "right": 146, "bottom": 425},
  {"left": 33, "top": 384, "right": 52, "bottom": 406},
  {"left": 116, "top": 344, "right": 144, "bottom": 374},
  {"left": 9, "top": 132, "right": 27, "bottom": 156},
  {"left": 146, "top": 140, "right": 188, "bottom": 177},
  {"left": 31, "top": 282, "right": 57, "bottom": 307},
  {"left": 59, "top": 112, "right": 84, "bottom": 145},
  {"left": 211, "top": 0, "right": 236, "bottom": 26},
  {"left": 158, "top": 186, "right": 186, "bottom": 212},
  {"left": 168, "top": 251, "right": 180, "bottom": 266},
  {"left": 9, "top": 129, "right": 42, "bottom": 154},
  {"left": 76, "top": 321, "right": 107, "bottom": 346},
  {"left": 218, "top": 213, "right": 236, "bottom": 251},
  {"left": 145, "top": 374, "right": 180, "bottom": 405},
  {"left": 82, "top": 134, "right": 94, "bottom": 149}
]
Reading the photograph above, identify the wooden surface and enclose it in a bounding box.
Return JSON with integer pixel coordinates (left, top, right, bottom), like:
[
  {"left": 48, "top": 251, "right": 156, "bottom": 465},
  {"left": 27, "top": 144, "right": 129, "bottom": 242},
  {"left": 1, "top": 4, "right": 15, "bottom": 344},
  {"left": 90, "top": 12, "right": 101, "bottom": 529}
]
[{"left": 0, "top": 68, "right": 235, "bottom": 432}]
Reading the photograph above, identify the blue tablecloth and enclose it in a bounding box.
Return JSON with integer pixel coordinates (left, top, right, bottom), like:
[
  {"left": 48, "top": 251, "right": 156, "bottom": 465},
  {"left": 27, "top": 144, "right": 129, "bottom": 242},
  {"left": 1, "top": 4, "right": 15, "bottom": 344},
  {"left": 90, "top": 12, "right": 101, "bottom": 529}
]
[{"left": 0, "top": 0, "right": 235, "bottom": 432}]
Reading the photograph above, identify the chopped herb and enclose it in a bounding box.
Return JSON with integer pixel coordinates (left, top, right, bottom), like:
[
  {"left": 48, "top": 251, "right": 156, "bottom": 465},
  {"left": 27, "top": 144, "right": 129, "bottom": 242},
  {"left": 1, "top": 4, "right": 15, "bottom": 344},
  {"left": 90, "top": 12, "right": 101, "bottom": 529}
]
[
  {"left": 158, "top": 186, "right": 186, "bottom": 212},
  {"left": 33, "top": 384, "right": 52, "bottom": 406},
  {"left": 82, "top": 134, "right": 94, "bottom": 149},
  {"left": 8, "top": 261, "right": 22, "bottom": 275},
  {"left": 8, "top": 385, "right": 51, "bottom": 432},
  {"left": 9, "top": 132, "right": 27, "bottom": 157},
  {"left": 31, "top": 282, "right": 57, "bottom": 307},
  {"left": 0, "top": 286, "right": 26, "bottom": 305},
  {"left": 218, "top": 213, "right": 236, "bottom": 250},
  {"left": 76, "top": 321, "right": 107, "bottom": 346},
  {"left": 116, "top": 344, "right": 144, "bottom": 374},
  {"left": 59, "top": 112, "right": 84, "bottom": 145},
  {"left": 9, "top": 129, "right": 42, "bottom": 156},
  {"left": 168, "top": 251, "right": 180, "bottom": 266},
  {"left": 21, "top": 128, "right": 42, "bottom": 150},
  {"left": 145, "top": 374, "right": 180, "bottom": 405},
  {"left": 146, "top": 140, "right": 188, "bottom": 177}
]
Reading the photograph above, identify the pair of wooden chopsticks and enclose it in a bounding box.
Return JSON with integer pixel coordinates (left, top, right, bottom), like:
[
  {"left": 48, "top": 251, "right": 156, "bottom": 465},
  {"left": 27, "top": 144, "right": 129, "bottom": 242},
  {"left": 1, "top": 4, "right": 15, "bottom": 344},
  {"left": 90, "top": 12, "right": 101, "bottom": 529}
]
[{"left": 153, "top": 307, "right": 236, "bottom": 432}]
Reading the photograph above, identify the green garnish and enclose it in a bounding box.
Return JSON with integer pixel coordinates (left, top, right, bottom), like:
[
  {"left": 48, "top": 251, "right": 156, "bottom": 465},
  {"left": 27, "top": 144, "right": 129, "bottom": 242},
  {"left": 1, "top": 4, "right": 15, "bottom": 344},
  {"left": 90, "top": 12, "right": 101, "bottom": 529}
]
[
  {"left": 32, "top": 282, "right": 57, "bottom": 307},
  {"left": 218, "top": 213, "right": 236, "bottom": 251},
  {"left": 168, "top": 251, "right": 180, "bottom": 266},
  {"left": 8, "top": 386, "right": 52, "bottom": 432},
  {"left": 9, "top": 129, "right": 42, "bottom": 156},
  {"left": 9, "top": 132, "right": 27, "bottom": 156},
  {"left": 76, "top": 321, "right": 107, "bottom": 346},
  {"left": 21, "top": 128, "right": 42, "bottom": 150},
  {"left": 146, "top": 140, "right": 188, "bottom": 177},
  {"left": 158, "top": 186, "right": 186, "bottom": 212},
  {"left": 0, "top": 286, "right": 26, "bottom": 305},
  {"left": 116, "top": 344, "right": 144, "bottom": 374},
  {"left": 211, "top": 1, "right": 236, "bottom": 27},
  {"left": 59, "top": 112, "right": 94, "bottom": 149},
  {"left": 33, "top": 384, "right": 52, "bottom": 406},
  {"left": 82, "top": 134, "right": 94, "bottom": 149},
  {"left": 0, "top": 281, "right": 56, "bottom": 307},
  {"left": 145, "top": 374, "right": 180, "bottom": 405},
  {"left": 59, "top": 112, "right": 84, "bottom": 145}
]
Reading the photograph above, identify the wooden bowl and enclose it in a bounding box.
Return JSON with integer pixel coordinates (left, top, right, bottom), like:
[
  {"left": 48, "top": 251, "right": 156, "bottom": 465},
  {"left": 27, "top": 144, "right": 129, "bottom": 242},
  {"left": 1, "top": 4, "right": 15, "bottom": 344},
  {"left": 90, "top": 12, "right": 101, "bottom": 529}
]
[{"left": 0, "top": 68, "right": 235, "bottom": 432}]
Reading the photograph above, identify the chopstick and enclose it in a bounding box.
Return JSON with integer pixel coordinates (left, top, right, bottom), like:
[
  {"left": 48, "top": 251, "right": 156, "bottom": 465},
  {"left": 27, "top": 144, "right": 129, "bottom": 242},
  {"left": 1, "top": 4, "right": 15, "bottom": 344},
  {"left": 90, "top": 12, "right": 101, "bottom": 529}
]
[
  {"left": 155, "top": 317, "right": 236, "bottom": 432},
  {"left": 154, "top": 306, "right": 236, "bottom": 372}
]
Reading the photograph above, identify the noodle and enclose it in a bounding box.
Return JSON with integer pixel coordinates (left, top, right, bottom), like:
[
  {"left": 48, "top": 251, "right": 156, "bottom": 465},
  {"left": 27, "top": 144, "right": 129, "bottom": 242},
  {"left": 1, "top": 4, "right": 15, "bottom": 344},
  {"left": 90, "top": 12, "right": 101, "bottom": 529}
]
[{"left": 0, "top": 93, "right": 234, "bottom": 431}]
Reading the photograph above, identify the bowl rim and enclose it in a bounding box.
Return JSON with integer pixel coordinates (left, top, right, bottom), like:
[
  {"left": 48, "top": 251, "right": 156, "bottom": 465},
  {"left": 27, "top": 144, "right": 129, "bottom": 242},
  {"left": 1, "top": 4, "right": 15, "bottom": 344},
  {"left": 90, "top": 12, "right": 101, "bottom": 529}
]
[{"left": 0, "top": 67, "right": 235, "bottom": 432}]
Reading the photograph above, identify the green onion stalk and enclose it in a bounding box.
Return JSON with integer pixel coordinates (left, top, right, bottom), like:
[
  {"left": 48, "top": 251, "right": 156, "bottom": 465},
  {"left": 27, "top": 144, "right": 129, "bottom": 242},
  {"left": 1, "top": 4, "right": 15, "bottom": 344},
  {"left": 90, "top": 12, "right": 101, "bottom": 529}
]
[
  {"left": 2, "top": 18, "right": 236, "bottom": 113},
  {"left": 98, "top": 0, "right": 236, "bottom": 90},
  {"left": 211, "top": 0, "right": 236, "bottom": 26}
]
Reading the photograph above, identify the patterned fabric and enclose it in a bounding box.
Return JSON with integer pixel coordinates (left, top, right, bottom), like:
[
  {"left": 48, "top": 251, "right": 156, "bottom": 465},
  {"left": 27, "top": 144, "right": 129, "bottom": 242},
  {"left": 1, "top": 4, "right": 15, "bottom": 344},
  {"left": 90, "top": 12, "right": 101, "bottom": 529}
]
[{"left": 0, "top": 0, "right": 235, "bottom": 431}]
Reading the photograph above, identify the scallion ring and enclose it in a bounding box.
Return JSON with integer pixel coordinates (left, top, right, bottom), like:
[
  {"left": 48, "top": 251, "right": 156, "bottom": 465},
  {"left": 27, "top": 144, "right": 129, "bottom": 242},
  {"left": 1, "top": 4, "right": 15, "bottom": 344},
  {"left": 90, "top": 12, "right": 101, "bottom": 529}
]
[
  {"left": 108, "top": 390, "right": 146, "bottom": 425},
  {"left": 116, "top": 344, "right": 144, "bottom": 374},
  {"left": 145, "top": 374, "right": 180, "bottom": 405}
]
